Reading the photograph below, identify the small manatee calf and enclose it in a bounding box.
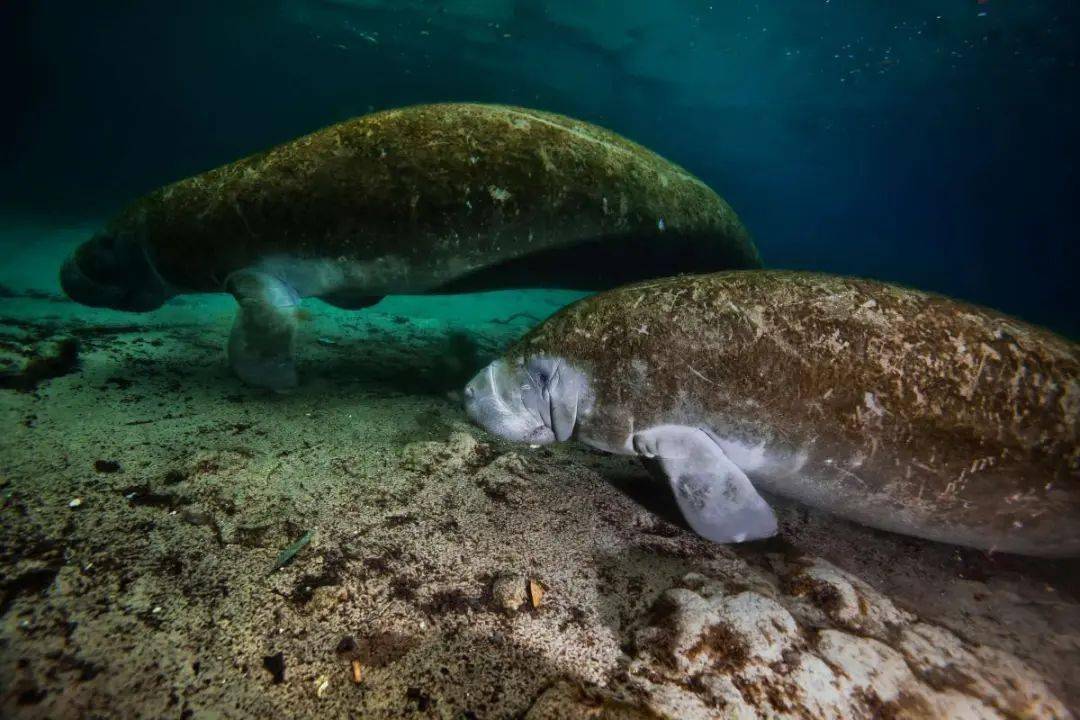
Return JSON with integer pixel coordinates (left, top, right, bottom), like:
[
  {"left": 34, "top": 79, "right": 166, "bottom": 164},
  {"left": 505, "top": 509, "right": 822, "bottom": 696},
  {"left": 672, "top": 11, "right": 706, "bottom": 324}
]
[
  {"left": 59, "top": 103, "right": 760, "bottom": 390},
  {"left": 464, "top": 271, "right": 1080, "bottom": 557}
]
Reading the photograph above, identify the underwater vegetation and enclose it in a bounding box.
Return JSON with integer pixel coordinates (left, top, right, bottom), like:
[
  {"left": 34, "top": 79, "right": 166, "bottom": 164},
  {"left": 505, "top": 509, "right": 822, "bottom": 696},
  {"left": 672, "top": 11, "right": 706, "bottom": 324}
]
[{"left": 2, "top": 2, "right": 1079, "bottom": 719}]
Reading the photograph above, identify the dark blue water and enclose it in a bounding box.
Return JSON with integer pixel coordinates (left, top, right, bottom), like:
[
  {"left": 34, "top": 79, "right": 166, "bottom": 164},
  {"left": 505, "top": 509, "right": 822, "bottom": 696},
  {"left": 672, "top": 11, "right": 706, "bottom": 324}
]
[{"left": 4, "top": 1, "right": 1077, "bottom": 335}]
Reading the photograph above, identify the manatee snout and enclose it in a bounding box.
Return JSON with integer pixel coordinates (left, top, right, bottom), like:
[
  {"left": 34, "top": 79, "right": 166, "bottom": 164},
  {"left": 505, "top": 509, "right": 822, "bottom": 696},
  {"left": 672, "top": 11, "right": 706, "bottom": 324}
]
[
  {"left": 464, "top": 359, "right": 557, "bottom": 445},
  {"left": 60, "top": 233, "right": 168, "bottom": 312}
]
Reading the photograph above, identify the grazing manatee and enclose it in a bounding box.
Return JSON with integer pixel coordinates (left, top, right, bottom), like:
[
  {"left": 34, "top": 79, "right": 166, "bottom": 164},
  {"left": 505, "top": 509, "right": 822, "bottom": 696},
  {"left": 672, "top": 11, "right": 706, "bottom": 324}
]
[
  {"left": 59, "top": 103, "right": 760, "bottom": 390},
  {"left": 465, "top": 270, "right": 1080, "bottom": 557}
]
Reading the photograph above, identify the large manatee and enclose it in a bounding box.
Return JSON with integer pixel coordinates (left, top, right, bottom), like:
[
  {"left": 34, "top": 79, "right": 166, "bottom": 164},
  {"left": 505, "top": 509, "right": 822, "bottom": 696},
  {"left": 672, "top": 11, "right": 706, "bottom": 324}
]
[
  {"left": 59, "top": 103, "right": 760, "bottom": 389},
  {"left": 465, "top": 270, "right": 1080, "bottom": 557}
]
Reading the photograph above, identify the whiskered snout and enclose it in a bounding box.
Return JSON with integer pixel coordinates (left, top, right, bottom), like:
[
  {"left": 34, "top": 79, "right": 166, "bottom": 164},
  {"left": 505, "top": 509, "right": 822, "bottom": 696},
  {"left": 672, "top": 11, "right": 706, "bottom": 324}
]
[{"left": 463, "top": 359, "right": 555, "bottom": 444}]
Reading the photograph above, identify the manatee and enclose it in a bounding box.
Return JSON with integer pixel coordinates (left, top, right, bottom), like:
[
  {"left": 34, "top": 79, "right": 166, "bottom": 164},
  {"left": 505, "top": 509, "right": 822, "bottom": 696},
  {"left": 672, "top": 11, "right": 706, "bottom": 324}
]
[
  {"left": 464, "top": 270, "right": 1080, "bottom": 557},
  {"left": 59, "top": 103, "right": 760, "bottom": 389}
]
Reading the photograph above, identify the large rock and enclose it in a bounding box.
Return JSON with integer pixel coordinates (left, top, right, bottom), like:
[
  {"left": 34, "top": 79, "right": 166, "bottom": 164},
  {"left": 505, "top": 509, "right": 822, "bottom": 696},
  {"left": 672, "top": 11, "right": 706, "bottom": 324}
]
[{"left": 527, "top": 557, "right": 1070, "bottom": 720}]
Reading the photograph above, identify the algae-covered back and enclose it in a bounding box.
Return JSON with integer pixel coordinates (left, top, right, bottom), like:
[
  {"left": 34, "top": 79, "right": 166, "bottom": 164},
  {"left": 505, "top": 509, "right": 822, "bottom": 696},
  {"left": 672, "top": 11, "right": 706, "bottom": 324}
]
[
  {"left": 108, "top": 103, "right": 759, "bottom": 291},
  {"left": 518, "top": 271, "right": 1077, "bottom": 437}
]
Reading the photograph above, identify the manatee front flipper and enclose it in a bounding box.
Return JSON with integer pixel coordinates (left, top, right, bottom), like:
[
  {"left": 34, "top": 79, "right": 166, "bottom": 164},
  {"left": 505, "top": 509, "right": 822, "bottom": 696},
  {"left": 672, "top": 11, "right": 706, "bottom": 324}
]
[
  {"left": 632, "top": 425, "right": 778, "bottom": 544},
  {"left": 225, "top": 269, "right": 300, "bottom": 391}
]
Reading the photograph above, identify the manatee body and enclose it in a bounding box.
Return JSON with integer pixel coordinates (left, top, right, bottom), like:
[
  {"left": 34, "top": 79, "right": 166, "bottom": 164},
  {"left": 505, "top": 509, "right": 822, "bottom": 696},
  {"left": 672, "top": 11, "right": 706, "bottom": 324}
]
[
  {"left": 59, "top": 103, "right": 760, "bottom": 389},
  {"left": 465, "top": 270, "right": 1080, "bottom": 557}
]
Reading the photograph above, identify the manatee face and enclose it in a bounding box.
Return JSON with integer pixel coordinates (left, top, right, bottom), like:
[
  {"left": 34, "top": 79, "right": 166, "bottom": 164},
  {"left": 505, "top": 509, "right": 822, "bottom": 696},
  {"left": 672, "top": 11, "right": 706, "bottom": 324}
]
[
  {"left": 464, "top": 356, "right": 589, "bottom": 445},
  {"left": 60, "top": 232, "right": 169, "bottom": 312}
]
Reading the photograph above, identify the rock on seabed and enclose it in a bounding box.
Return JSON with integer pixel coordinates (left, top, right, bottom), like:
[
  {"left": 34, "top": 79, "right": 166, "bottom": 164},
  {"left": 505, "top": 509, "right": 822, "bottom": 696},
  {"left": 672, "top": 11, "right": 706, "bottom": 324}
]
[{"left": 527, "top": 558, "right": 1070, "bottom": 720}]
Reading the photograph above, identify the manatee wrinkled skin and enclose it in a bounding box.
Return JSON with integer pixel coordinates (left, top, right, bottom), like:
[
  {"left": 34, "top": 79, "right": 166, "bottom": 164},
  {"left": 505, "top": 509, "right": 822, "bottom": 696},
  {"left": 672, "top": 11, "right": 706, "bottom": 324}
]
[
  {"left": 59, "top": 103, "right": 759, "bottom": 388},
  {"left": 466, "top": 270, "right": 1080, "bottom": 557}
]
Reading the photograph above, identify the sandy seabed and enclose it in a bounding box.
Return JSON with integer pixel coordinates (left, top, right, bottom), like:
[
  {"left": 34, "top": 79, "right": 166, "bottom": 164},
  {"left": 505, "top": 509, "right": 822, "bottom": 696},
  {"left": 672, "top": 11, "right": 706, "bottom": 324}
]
[{"left": 0, "top": 228, "right": 1078, "bottom": 719}]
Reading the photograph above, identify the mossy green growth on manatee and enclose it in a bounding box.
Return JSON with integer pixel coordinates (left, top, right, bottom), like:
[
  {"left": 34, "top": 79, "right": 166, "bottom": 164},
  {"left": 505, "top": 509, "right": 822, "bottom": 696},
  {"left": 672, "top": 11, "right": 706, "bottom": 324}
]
[{"left": 95, "top": 103, "right": 761, "bottom": 293}]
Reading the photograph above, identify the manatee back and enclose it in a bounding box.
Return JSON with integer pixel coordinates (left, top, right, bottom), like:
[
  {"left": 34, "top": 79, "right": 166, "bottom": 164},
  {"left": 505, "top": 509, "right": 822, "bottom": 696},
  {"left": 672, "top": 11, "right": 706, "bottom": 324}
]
[{"left": 106, "top": 103, "right": 760, "bottom": 292}]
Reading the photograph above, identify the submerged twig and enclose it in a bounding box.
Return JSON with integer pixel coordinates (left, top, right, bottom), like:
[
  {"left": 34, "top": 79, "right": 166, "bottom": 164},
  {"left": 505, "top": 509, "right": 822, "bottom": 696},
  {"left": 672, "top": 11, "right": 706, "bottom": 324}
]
[{"left": 267, "top": 529, "right": 313, "bottom": 576}]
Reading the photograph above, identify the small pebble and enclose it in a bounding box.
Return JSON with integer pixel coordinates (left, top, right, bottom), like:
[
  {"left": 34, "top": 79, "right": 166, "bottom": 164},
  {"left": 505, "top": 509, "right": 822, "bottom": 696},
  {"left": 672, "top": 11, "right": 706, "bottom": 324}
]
[
  {"left": 492, "top": 573, "right": 528, "bottom": 612},
  {"left": 335, "top": 635, "right": 358, "bottom": 655}
]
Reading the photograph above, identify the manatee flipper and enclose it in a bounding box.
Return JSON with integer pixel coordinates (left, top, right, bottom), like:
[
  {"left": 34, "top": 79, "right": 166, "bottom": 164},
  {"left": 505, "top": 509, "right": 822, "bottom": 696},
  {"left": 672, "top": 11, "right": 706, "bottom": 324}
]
[
  {"left": 225, "top": 269, "right": 300, "bottom": 391},
  {"left": 632, "top": 425, "right": 778, "bottom": 544},
  {"left": 317, "top": 289, "right": 383, "bottom": 310}
]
